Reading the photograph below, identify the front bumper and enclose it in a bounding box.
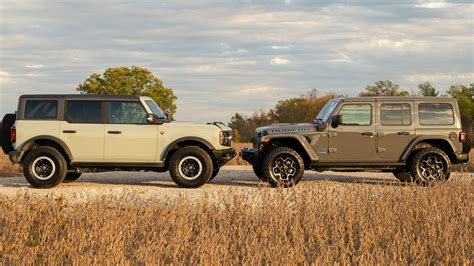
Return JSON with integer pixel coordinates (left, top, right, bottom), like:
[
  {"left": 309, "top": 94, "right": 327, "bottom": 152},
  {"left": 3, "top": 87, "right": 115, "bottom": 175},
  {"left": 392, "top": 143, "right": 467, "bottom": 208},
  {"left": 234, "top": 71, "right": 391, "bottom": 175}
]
[
  {"left": 213, "top": 148, "right": 236, "bottom": 166},
  {"left": 240, "top": 147, "right": 259, "bottom": 165},
  {"left": 8, "top": 150, "right": 23, "bottom": 164}
]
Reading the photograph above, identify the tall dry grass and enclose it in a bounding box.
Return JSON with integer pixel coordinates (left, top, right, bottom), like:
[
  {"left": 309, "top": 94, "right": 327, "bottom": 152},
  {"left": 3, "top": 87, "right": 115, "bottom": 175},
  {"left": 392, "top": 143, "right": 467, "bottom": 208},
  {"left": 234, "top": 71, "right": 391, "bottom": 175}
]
[
  {"left": 0, "top": 153, "right": 21, "bottom": 177},
  {"left": 1, "top": 180, "right": 473, "bottom": 264}
]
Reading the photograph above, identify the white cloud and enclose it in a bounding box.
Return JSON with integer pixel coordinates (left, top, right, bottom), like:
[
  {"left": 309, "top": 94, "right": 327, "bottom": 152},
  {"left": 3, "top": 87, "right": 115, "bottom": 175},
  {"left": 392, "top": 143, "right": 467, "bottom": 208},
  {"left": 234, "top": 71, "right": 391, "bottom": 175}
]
[
  {"left": 25, "top": 64, "right": 44, "bottom": 68},
  {"left": 25, "top": 73, "right": 45, "bottom": 77},
  {"left": 271, "top": 45, "right": 292, "bottom": 50},
  {"left": 402, "top": 72, "right": 474, "bottom": 82},
  {"left": 415, "top": 2, "right": 453, "bottom": 9},
  {"left": 240, "top": 85, "right": 281, "bottom": 94},
  {"left": 271, "top": 57, "right": 290, "bottom": 65}
]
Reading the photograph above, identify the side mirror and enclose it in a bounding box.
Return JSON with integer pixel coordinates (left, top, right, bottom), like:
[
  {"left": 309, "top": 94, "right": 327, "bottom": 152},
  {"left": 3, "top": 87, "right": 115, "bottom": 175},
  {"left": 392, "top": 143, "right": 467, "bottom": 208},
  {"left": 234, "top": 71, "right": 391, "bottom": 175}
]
[
  {"left": 147, "top": 114, "right": 162, "bottom": 124},
  {"left": 331, "top": 115, "right": 342, "bottom": 128}
]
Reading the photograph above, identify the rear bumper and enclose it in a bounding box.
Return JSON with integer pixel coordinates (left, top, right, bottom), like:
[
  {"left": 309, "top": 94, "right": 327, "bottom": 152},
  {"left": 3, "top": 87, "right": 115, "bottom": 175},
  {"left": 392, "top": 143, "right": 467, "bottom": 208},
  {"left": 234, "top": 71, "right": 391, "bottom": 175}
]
[
  {"left": 240, "top": 147, "right": 259, "bottom": 165},
  {"left": 213, "top": 148, "right": 236, "bottom": 166},
  {"left": 455, "top": 153, "right": 469, "bottom": 164},
  {"left": 8, "top": 150, "right": 23, "bottom": 164}
]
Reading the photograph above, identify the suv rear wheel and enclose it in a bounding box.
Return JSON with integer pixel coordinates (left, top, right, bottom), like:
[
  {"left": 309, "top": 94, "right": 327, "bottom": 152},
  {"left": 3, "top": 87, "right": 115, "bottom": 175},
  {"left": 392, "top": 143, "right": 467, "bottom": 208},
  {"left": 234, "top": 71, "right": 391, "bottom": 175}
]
[
  {"left": 408, "top": 147, "right": 451, "bottom": 185},
  {"left": 23, "top": 146, "right": 67, "bottom": 188},
  {"left": 169, "top": 146, "right": 213, "bottom": 188},
  {"left": 461, "top": 116, "right": 472, "bottom": 153},
  {"left": 1, "top": 113, "right": 16, "bottom": 154},
  {"left": 262, "top": 147, "right": 304, "bottom": 187}
]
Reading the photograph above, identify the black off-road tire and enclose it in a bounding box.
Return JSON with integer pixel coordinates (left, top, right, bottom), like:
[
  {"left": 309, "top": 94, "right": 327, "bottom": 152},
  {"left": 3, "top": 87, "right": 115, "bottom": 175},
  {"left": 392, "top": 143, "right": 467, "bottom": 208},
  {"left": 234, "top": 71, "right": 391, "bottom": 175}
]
[
  {"left": 262, "top": 147, "right": 304, "bottom": 187},
  {"left": 461, "top": 116, "right": 472, "bottom": 153},
  {"left": 408, "top": 147, "right": 451, "bottom": 185},
  {"left": 63, "top": 173, "right": 82, "bottom": 183},
  {"left": 1, "top": 113, "right": 16, "bottom": 154},
  {"left": 23, "top": 146, "right": 67, "bottom": 188},
  {"left": 252, "top": 163, "right": 266, "bottom": 181},
  {"left": 392, "top": 170, "right": 414, "bottom": 183},
  {"left": 169, "top": 146, "right": 213, "bottom": 188},
  {"left": 209, "top": 167, "right": 220, "bottom": 181}
]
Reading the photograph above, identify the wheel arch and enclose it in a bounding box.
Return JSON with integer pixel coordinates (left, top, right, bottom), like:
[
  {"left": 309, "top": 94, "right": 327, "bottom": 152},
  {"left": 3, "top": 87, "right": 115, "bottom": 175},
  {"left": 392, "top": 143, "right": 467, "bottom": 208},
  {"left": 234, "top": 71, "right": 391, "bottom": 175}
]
[
  {"left": 19, "top": 135, "right": 73, "bottom": 163},
  {"left": 401, "top": 137, "right": 457, "bottom": 163},
  {"left": 263, "top": 135, "right": 318, "bottom": 167},
  {"left": 161, "top": 137, "right": 215, "bottom": 164}
]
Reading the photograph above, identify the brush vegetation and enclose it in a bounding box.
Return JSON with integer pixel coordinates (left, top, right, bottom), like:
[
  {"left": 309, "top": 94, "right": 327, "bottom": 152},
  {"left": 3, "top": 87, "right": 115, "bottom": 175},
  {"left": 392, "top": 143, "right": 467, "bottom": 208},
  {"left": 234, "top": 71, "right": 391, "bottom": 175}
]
[{"left": 0, "top": 178, "right": 472, "bottom": 264}]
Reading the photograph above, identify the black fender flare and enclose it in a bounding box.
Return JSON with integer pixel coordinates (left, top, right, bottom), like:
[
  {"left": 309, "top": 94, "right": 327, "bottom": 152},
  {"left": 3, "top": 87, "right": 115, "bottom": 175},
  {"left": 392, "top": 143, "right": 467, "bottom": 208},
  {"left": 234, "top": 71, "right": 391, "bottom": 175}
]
[
  {"left": 19, "top": 135, "right": 74, "bottom": 161},
  {"left": 264, "top": 134, "right": 319, "bottom": 161},
  {"left": 160, "top": 137, "right": 215, "bottom": 161},
  {"left": 400, "top": 136, "right": 457, "bottom": 161}
]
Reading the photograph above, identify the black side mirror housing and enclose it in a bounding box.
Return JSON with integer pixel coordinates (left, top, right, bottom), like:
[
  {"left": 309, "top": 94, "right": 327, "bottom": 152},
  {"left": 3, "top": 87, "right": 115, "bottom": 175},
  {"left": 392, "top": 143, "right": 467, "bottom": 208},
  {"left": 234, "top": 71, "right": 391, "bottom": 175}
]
[
  {"left": 147, "top": 113, "right": 165, "bottom": 124},
  {"left": 331, "top": 115, "right": 342, "bottom": 128}
]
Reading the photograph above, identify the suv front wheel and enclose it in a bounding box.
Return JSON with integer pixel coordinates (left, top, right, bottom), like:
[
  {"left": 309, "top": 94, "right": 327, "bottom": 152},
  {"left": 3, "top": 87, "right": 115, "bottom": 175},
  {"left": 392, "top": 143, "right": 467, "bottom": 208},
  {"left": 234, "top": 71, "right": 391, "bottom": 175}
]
[
  {"left": 262, "top": 147, "right": 304, "bottom": 187},
  {"left": 408, "top": 147, "right": 451, "bottom": 185},
  {"left": 23, "top": 146, "right": 67, "bottom": 188},
  {"left": 169, "top": 146, "right": 213, "bottom": 188}
]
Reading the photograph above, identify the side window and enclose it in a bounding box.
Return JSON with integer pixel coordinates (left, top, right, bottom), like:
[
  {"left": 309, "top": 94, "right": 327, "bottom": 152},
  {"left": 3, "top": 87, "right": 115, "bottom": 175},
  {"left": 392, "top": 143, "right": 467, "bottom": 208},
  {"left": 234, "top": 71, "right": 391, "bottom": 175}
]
[
  {"left": 419, "top": 103, "right": 454, "bottom": 125},
  {"left": 108, "top": 102, "right": 147, "bottom": 124},
  {"left": 24, "top": 100, "right": 58, "bottom": 119},
  {"left": 380, "top": 103, "right": 411, "bottom": 125},
  {"left": 66, "top": 101, "right": 102, "bottom": 123},
  {"left": 338, "top": 104, "right": 371, "bottom": 126}
]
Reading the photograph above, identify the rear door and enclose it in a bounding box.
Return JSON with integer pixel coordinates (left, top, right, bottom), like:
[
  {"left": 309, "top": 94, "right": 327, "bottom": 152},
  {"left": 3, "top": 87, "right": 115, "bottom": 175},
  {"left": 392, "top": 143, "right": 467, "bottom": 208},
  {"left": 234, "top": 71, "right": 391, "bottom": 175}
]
[
  {"left": 328, "top": 102, "right": 377, "bottom": 161},
  {"left": 376, "top": 102, "right": 416, "bottom": 161},
  {"left": 59, "top": 100, "right": 105, "bottom": 162},
  {"left": 103, "top": 101, "right": 158, "bottom": 162}
]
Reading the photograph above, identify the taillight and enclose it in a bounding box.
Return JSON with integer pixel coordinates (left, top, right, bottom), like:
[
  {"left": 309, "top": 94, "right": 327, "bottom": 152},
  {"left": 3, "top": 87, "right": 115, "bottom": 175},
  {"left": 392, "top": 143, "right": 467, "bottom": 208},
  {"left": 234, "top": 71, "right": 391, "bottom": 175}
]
[
  {"left": 10, "top": 127, "right": 16, "bottom": 143},
  {"left": 459, "top": 131, "right": 466, "bottom": 143}
]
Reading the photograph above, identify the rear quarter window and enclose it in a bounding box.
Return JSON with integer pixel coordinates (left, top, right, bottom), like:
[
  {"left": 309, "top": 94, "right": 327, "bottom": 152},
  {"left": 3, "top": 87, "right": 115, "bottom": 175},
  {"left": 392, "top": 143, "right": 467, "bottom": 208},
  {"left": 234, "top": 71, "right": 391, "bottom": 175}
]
[
  {"left": 24, "top": 100, "right": 58, "bottom": 119},
  {"left": 418, "top": 103, "right": 454, "bottom": 125}
]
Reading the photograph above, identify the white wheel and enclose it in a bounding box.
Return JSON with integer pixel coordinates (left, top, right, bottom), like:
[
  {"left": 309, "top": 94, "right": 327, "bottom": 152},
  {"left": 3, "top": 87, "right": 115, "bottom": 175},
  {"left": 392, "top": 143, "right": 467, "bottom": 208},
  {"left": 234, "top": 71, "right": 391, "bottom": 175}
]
[{"left": 178, "top": 156, "right": 203, "bottom": 180}]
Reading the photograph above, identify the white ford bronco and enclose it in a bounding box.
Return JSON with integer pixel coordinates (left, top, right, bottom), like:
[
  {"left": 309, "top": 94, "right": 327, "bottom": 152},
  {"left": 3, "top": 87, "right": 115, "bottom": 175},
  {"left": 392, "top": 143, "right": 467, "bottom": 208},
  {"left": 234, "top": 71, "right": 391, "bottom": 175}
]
[{"left": 1, "top": 94, "right": 235, "bottom": 188}]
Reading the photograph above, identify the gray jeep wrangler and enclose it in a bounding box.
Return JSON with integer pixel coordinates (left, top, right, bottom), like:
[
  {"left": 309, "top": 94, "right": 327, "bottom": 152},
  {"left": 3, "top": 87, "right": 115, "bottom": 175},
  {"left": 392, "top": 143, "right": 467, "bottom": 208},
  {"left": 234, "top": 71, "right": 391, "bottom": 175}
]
[{"left": 241, "top": 97, "right": 471, "bottom": 186}]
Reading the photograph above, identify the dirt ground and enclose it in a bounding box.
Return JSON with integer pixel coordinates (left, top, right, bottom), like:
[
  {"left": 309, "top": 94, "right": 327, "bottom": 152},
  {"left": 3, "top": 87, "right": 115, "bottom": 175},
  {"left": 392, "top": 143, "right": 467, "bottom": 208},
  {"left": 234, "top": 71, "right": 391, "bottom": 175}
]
[{"left": 0, "top": 166, "right": 472, "bottom": 203}]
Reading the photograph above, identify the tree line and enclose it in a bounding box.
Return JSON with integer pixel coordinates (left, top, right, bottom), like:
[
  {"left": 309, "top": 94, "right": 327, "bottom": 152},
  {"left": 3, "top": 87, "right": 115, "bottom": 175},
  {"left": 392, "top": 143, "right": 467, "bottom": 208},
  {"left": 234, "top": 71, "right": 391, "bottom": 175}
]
[{"left": 229, "top": 80, "right": 474, "bottom": 142}]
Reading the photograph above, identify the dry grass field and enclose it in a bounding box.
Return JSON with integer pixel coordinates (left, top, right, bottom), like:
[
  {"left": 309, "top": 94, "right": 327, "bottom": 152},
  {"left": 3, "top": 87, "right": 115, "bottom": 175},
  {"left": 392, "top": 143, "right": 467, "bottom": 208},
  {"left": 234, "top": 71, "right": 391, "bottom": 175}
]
[
  {"left": 0, "top": 145, "right": 472, "bottom": 264},
  {"left": 1, "top": 180, "right": 472, "bottom": 264}
]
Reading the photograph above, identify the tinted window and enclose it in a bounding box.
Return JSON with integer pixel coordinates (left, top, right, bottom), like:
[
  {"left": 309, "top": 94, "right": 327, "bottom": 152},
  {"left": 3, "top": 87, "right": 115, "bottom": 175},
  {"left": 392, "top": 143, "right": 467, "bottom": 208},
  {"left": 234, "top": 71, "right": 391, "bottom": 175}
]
[
  {"left": 66, "top": 101, "right": 102, "bottom": 123},
  {"left": 419, "top": 103, "right": 454, "bottom": 125},
  {"left": 381, "top": 104, "right": 411, "bottom": 125},
  {"left": 109, "top": 102, "right": 147, "bottom": 124},
  {"left": 24, "top": 100, "right": 58, "bottom": 119},
  {"left": 338, "top": 104, "right": 371, "bottom": 126},
  {"left": 145, "top": 100, "right": 165, "bottom": 118}
]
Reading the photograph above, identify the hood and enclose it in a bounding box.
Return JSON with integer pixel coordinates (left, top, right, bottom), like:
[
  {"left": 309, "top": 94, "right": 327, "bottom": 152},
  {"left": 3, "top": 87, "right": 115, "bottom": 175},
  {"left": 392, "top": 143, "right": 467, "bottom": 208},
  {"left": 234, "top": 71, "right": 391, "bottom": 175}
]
[
  {"left": 256, "top": 123, "right": 316, "bottom": 134},
  {"left": 165, "top": 121, "right": 232, "bottom": 131}
]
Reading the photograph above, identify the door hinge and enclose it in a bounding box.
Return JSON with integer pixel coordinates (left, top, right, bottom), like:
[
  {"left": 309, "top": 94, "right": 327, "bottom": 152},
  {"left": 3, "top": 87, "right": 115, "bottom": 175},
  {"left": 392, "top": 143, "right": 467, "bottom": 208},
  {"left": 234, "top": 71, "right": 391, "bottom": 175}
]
[
  {"left": 377, "top": 148, "right": 386, "bottom": 153},
  {"left": 328, "top": 148, "right": 337, "bottom": 153}
]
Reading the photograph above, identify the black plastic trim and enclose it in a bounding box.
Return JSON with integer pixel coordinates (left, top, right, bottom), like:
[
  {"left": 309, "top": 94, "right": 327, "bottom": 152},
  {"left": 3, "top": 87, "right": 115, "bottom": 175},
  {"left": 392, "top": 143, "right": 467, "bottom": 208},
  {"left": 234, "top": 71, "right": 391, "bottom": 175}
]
[
  {"left": 20, "top": 135, "right": 74, "bottom": 161},
  {"left": 70, "top": 162, "right": 165, "bottom": 168},
  {"left": 400, "top": 136, "right": 456, "bottom": 161},
  {"left": 161, "top": 137, "right": 214, "bottom": 161}
]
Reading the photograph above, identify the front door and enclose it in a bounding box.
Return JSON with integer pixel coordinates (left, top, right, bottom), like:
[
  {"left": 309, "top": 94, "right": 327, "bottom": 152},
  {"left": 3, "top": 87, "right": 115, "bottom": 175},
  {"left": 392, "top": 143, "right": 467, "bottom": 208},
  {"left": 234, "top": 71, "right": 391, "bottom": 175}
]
[
  {"left": 328, "top": 103, "right": 376, "bottom": 161},
  {"left": 103, "top": 101, "right": 158, "bottom": 162},
  {"left": 376, "top": 102, "right": 416, "bottom": 161}
]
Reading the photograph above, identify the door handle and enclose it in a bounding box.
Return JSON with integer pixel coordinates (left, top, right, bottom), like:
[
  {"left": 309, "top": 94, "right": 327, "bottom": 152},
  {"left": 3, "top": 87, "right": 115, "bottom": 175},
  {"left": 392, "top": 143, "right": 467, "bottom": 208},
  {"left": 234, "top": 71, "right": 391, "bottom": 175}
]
[
  {"left": 361, "top": 132, "right": 373, "bottom": 136},
  {"left": 62, "top": 130, "right": 76, "bottom": 134},
  {"left": 108, "top": 131, "right": 122, "bottom": 134},
  {"left": 398, "top": 131, "right": 410, "bottom": 136}
]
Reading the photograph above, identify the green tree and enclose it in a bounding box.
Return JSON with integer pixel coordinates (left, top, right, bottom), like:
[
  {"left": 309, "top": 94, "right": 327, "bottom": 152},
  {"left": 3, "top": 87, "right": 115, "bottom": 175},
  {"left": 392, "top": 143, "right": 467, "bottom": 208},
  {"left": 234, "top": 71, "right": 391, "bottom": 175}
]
[
  {"left": 447, "top": 83, "right": 474, "bottom": 120},
  {"left": 359, "top": 80, "right": 409, "bottom": 96},
  {"left": 418, "top": 81, "right": 439, "bottom": 96},
  {"left": 76, "top": 66, "right": 177, "bottom": 117}
]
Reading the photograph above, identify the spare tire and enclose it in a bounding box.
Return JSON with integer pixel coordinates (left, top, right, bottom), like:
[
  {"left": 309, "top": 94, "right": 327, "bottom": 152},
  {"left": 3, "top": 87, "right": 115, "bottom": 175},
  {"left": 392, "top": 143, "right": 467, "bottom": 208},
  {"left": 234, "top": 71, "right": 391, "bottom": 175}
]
[
  {"left": 461, "top": 116, "right": 472, "bottom": 153},
  {"left": 1, "top": 113, "right": 16, "bottom": 154}
]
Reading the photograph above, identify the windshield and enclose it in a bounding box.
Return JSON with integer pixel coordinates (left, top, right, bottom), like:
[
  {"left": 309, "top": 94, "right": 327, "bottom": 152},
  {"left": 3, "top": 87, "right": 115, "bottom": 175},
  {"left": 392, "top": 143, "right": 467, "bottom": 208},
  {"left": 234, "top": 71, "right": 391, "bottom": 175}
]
[
  {"left": 315, "top": 99, "right": 340, "bottom": 123},
  {"left": 145, "top": 100, "right": 166, "bottom": 119}
]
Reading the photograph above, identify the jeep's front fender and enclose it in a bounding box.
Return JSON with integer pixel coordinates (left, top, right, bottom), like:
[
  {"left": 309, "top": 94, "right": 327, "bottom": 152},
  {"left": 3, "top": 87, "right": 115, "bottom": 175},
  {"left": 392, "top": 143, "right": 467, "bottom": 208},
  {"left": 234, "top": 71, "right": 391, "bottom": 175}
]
[{"left": 264, "top": 134, "right": 319, "bottom": 161}]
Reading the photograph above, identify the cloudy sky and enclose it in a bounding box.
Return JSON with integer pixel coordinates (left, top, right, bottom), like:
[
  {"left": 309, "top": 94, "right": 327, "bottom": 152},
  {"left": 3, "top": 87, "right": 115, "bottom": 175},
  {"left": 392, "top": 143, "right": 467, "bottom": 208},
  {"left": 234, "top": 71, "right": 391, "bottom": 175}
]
[{"left": 0, "top": 0, "right": 472, "bottom": 122}]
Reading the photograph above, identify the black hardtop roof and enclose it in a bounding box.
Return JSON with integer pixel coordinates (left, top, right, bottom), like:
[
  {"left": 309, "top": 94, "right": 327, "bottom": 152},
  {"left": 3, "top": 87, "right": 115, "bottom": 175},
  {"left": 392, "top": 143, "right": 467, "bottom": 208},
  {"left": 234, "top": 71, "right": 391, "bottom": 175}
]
[
  {"left": 340, "top": 96, "right": 454, "bottom": 102},
  {"left": 19, "top": 94, "right": 141, "bottom": 101}
]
